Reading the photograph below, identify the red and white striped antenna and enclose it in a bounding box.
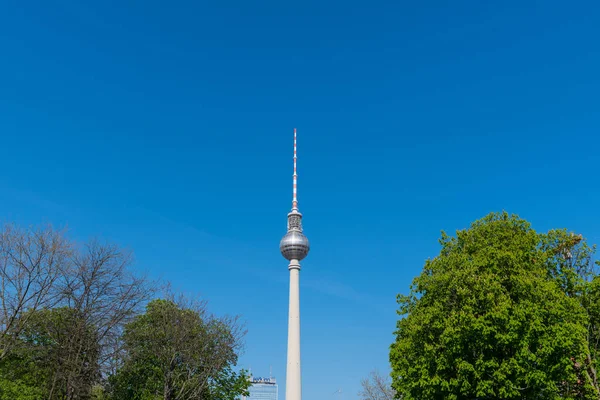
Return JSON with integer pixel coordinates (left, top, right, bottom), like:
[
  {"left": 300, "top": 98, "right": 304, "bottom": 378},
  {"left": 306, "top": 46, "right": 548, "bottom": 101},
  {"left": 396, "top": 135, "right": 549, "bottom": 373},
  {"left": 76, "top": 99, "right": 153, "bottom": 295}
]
[{"left": 292, "top": 128, "right": 298, "bottom": 211}]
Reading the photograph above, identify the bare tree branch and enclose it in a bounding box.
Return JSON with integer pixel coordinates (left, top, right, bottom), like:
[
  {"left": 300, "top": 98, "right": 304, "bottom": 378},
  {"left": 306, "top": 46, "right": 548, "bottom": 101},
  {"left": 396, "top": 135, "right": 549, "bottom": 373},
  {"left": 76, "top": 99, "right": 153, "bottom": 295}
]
[
  {"left": 359, "top": 370, "right": 397, "bottom": 400},
  {"left": 58, "top": 239, "right": 155, "bottom": 380},
  {"left": 0, "top": 224, "right": 71, "bottom": 360}
]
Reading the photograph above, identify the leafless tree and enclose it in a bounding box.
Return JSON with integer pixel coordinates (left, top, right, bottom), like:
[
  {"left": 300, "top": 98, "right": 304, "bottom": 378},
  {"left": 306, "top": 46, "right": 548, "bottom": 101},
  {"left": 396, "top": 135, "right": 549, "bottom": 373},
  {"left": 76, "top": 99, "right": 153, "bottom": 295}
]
[
  {"left": 359, "top": 370, "right": 397, "bottom": 400},
  {"left": 56, "top": 240, "right": 154, "bottom": 392},
  {"left": 0, "top": 224, "right": 72, "bottom": 360},
  {"left": 0, "top": 223, "right": 154, "bottom": 399}
]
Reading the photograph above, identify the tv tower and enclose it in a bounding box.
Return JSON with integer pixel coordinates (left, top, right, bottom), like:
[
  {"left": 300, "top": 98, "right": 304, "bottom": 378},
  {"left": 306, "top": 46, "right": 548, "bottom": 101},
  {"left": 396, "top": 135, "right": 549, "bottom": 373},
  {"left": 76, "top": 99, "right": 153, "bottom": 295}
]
[{"left": 280, "top": 128, "right": 310, "bottom": 400}]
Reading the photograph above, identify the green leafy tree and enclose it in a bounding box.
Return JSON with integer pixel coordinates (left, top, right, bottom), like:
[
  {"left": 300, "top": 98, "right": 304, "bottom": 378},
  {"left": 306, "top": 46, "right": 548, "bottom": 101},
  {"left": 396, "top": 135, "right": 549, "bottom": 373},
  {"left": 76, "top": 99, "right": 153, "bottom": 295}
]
[
  {"left": 0, "top": 307, "right": 99, "bottom": 400},
  {"left": 0, "top": 346, "right": 45, "bottom": 400},
  {"left": 108, "top": 299, "right": 249, "bottom": 400},
  {"left": 0, "top": 377, "right": 44, "bottom": 400},
  {"left": 539, "top": 229, "right": 600, "bottom": 394},
  {"left": 390, "top": 212, "right": 597, "bottom": 399},
  {"left": 585, "top": 275, "right": 600, "bottom": 392}
]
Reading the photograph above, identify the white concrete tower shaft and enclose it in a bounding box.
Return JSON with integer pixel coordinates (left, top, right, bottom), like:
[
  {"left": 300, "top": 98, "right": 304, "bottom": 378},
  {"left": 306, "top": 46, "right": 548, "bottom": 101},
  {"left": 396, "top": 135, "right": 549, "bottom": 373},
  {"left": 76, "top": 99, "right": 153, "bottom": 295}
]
[
  {"left": 279, "top": 128, "right": 309, "bottom": 400},
  {"left": 286, "top": 258, "right": 301, "bottom": 400}
]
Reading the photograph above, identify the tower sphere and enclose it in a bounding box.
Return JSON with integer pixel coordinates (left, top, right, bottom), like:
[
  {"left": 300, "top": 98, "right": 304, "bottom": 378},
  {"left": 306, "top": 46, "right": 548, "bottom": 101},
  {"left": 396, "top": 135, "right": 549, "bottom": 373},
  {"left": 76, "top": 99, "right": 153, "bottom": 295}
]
[{"left": 280, "top": 230, "right": 310, "bottom": 261}]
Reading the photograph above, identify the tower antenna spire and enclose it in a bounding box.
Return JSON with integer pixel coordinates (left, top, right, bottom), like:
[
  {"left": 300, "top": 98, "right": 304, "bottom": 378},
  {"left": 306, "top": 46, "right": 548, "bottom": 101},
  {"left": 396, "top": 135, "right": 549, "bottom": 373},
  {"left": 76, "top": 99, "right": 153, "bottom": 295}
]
[{"left": 292, "top": 128, "right": 298, "bottom": 211}]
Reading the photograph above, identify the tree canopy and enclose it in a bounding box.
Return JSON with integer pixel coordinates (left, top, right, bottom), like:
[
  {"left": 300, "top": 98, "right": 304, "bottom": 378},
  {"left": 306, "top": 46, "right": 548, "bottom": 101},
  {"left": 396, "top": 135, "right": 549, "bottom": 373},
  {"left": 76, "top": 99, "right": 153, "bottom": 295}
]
[
  {"left": 390, "top": 212, "right": 600, "bottom": 399},
  {"left": 0, "top": 223, "right": 248, "bottom": 400},
  {"left": 0, "top": 307, "right": 99, "bottom": 400},
  {"left": 108, "top": 299, "right": 249, "bottom": 400}
]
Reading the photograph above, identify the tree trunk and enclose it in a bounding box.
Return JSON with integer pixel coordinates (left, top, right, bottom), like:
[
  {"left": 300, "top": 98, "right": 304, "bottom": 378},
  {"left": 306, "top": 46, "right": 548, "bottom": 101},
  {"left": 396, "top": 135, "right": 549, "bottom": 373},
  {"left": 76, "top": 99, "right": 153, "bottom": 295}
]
[
  {"left": 164, "top": 373, "right": 173, "bottom": 400},
  {"left": 587, "top": 352, "right": 599, "bottom": 397}
]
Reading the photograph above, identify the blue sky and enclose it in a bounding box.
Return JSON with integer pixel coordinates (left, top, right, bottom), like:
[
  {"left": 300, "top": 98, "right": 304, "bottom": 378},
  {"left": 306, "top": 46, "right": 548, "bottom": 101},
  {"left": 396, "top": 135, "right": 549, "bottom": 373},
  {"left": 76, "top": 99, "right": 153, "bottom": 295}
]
[{"left": 1, "top": 0, "right": 599, "bottom": 398}]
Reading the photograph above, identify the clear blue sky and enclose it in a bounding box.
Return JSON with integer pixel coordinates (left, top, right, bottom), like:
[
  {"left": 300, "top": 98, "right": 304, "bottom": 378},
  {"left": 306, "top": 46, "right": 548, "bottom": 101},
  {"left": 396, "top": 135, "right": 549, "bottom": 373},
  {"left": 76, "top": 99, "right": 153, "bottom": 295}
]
[{"left": 1, "top": 1, "right": 599, "bottom": 398}]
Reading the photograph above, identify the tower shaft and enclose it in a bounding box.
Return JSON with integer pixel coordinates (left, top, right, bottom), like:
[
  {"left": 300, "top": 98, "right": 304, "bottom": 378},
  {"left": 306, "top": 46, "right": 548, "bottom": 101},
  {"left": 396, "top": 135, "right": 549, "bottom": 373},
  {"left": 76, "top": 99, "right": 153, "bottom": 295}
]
[{"left": 286, "top": 260, "right": 301, "bottom": 400}]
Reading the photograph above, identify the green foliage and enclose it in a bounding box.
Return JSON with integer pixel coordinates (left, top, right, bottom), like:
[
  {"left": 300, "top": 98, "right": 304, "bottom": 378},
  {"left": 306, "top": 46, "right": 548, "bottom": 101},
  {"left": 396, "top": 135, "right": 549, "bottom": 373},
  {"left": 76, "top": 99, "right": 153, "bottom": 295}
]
[
  {"left": 108, "top": 299, "right": 249, "bottom": 400},
  {"left": 586, "top": 275, "right": 600, "bottom": 384},
  {"left": 91, "top": 385, "right": 108, "bottom": 400},
  {"left": 0, "top": 223, "right": 245, "bottom": 400},
  {"left": 0, "top": 377, "right": 44, "bottom": 400},
  {"left": 0, "top": 307, "right": 99, "bottom": 400},
  {"left": 540, "top": 229, "right": 600, "bottom": 395},
  {"left": 207, "top": 366, "right": 251, "bottom": 400},
  {"left": 0, "top": 299, "right": 248, "bottom": 400},
  {"left": 390, "top": 212, "right": 598, "bottom": 399},
  {"left": 0, "top": 342, "right": 46, "bottom": 400}
]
